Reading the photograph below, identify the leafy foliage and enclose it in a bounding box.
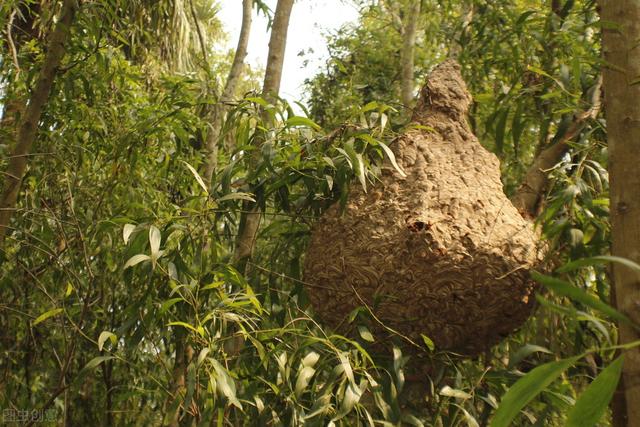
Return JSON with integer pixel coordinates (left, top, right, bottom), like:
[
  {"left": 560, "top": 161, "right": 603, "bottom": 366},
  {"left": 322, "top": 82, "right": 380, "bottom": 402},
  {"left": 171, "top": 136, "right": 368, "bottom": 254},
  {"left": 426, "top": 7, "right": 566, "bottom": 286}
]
[{"left": 0, "top": 0, "right": 630, "bottom": 425}]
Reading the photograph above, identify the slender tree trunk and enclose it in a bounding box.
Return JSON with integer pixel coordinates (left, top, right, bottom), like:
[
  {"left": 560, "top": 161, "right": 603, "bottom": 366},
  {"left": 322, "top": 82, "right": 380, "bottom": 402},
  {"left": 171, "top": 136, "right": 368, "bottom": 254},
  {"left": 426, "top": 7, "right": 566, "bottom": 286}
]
[
  {"left": 0, "top": 0, "right": 77, "bottom": 248},
  {"left": 261, "top": 0, "right": 294, "bottom": 100},
  {"left": 233, "top": 0, "right": 294, "bottom": 271},
  {"left": 599, "top": 2, "right": 640, "bottom": 426},
  {"left": 203, "top": 0, "right": 253, "bottom": 183},
  {"left": 400, "top": 0, "right": 421, "bottom": 108}
]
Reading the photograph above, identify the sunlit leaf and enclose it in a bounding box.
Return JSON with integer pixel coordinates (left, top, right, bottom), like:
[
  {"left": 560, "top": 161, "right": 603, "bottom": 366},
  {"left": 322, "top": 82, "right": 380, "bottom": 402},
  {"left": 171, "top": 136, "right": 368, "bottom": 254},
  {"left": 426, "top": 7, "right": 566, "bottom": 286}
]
[
  {"left": 440, "top": 385, "right": 472, "bottom": 400},
  {"left": 123, "top": 224, "right": 136, "bottom": 244},
  {"left": 124, "top": 254, "right": 151, "bottom": 269},
  {"left": 149, "top": 225, "right": 161, "bottom": 256},
  {"left": 378, "top": 141, "right": 406, "bottom": 177},
  {"left": 32, "top": 308, "right": 63, "bottom": 326},
  {"left": 182, "top": 160, "right": 209, "bottom": 194},
  {"left": 532, "top": 271, "right": 630, "bottom": 323},
  {"left": 565, "top": 356, "right": 623, "bottom": 427},
  {"left": 98, "top": 331, "right": 117, "bottom": 351},
  {"left": 295, "top": 366, "right": 316, "bottom": 398},
  {"left": 490, "top": 356, "right": 579, "bottom": 427}
]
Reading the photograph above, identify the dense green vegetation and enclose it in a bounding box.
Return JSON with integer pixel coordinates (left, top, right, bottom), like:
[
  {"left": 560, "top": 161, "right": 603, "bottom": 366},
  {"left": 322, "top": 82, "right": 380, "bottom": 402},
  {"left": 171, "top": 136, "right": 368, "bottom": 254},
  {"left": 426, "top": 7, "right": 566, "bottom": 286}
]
[{"left": 1, "top": 0, "right": 639, "bottom": 425}]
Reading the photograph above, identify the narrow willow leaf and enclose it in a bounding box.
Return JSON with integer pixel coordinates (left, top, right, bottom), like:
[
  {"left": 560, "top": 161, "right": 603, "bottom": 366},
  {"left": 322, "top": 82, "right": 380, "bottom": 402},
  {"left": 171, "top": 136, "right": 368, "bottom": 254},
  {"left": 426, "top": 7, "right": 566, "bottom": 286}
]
[
  {"left": 167, "top": 321, "right": 202, "bottom": 336},
  {"left": 421, "top": 334, "right": 435, "bottom": 351},
  {"left": 509, "top": 344, "right": 552, "bottom": 368},
  {"left": 159, "top": 297, "right": 183, "bottom": 315},
  {"left": 81, "top": 356, "right": 115, "bottom": 373},
  {"left": 149, "top": 225, "right": 161, "bottom": 256},
  {"left": 378, "top": 141, "right": 406, "bottom": 177},
  {"left": 355, "top": 152, "right": 367, "bottom": 193},
  {"left": 123, "top": 224, "right": 136, "bottom": 244},
  {"left": 295, "top": 366, "right": 316, "bottom": 398},
  {"left": 401, "top": 413, "right": 425, "bottom": 427},
  {"left": 565, "top": 356, "right": 624, "bottom": 427},
  {"left": 459, "top": 406, "right": 480, "bottom": 427},
  {"left": 490, "top": 356, "right": 579, "bottom": 427},
  {"left": 32, "top": 308, "right": 63, "bottom": 326},
  {"left": 301, "top": 351, "right": 320, "bottom": 368},
  {"left": 338, "top": 352, "right": 355, "bottom": 386},
  {"left": 333, "top": 382, "right": 362, "bottom": 421},
  {"left": 358, "top": 326, "right": 375, "bottom": 342},
  {"left": 286, "top": 116, "right": 321, "bottom": 130},
  {"left": 532, "top": 271, "right": 630, "bottom": 323},
  {"left": 182, "top": 161, "right": 208, "bottom": 194},
  {"left": 380, "top": 113, "right": 388, "bottom": 132},
  {"left": 124, "top": 254, "right": 150, "bottom": 269},
  {"left": 557, "top": 255, "right": 640, "bottom": 274},
  {"left": 211, "top": 359, "right": 242, "bottom": 409},
  {"left": 440, "top": 385, "right": 472, "bottom": 400},
  {"left": 217, "top": 192, "right": 256, "bottom": 202},
  {"left": 98, "top": 331, "right": 117, "bottom": 351}
]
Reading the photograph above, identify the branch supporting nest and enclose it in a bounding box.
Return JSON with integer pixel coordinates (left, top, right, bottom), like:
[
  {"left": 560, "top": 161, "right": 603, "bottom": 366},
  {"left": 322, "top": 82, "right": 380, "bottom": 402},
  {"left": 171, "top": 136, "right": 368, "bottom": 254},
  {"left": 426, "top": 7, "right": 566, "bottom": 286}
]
[{"left": 511, "top": 75, "right": 603, "bottom": 217}]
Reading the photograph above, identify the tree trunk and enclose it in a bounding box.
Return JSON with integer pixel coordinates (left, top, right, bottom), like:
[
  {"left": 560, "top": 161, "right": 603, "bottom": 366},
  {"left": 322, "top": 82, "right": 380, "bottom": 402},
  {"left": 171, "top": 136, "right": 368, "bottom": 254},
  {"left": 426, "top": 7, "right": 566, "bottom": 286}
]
[
  {"left": 203, "top": 0, "right": 253, "bottom": 183},
  {"left": 0, "top": 0, "right": 77, "bottom": 248},
  {"left": 232, "top": 0, "right": 294, "bottom": 271},
  {"left": 599, "top": 1, "right": 640, "bottom": 426},
  {"left": 400, "top": 0, "right": 421, "bottom": 108}
]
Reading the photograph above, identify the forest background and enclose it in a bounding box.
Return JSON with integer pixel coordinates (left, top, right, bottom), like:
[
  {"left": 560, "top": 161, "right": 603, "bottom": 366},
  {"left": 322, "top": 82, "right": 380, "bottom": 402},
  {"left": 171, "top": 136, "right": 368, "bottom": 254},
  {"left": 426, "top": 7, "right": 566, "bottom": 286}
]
[{"left": 1, "top": 0, "right": 640, "bottom": 426}]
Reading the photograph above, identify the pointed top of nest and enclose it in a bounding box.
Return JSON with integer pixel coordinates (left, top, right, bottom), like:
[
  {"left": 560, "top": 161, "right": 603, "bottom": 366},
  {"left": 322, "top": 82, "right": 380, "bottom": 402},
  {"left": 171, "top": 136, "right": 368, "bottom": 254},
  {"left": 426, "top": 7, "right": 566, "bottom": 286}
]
[{"left": 412, "top": 59, "right": 472, "bottom": 124}]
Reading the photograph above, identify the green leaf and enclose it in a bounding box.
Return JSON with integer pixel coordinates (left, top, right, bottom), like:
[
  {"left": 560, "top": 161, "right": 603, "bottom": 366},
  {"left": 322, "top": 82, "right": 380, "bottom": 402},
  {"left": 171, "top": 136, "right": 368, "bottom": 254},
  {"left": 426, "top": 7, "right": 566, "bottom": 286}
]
[
  {"left": 301, "top": 351, "right": 320, "bottom": 368},
  {"left": 295, "top": 366, "right": 316, "bottom": 398},
  {"left": 167, "top": 321, "right": 203, "bottom": 336},
  {"left": 355, "top": 153, "right": 367, "bottom": 193},
  {"left": 565, "top": 356, "right": 623, "bottom": 427},
  {"left": 124, "top": 254, "right": 150, "bottom": 269},
  {"left": 98, "top": 331, "right": 117, "bottom": 351},
  {"left": 149, "top": 225, "right": 161, "bottom": 256},
  {"left": 421, "top": 334, "right": 435, "bottom": 351},
  {"left": 32, "top": 308, "right": 63, "bottom": 326},
  {"left": 532, "top": 271, "right": 630, "bottom": 323},
  {"left": 286, "top": 116, "right": 321, "bottom": 130},
  {"left": 160, "top": 297, "right": 183, "bottom": 315},
  {"left": 509, "top": 344, "right": 552, "bottom": 368},
  {"left": 440, "top": 385, "right": 472, "bottom": 400},
  {"left": 358, "top": 326, "right": 375, "bottom": 342},
  {"left": 211, "top": 359, "right": 242, "bottom": 409},
  {"left": 182, "top": 161, "right": 208, "bottom": 194},
  {"left": 79, "top": 356, "right": 115, "bottom": 376},
  {"left": 123, "top": 224, "right": 136, "bottom": 244},
  {"left": 490, "top": 356, "right": 579, "bottom": 427},
  {"left": 377, "top": 141, "right": 406, "bottom": 177},
  {"left": 557, "top": 255, "right": 640, "bottom": 274},
  {"left": 333, "top": 382, "right": 364, "bottom": 421},
  {"left": 217, "top": 192, "right": 256, "bottom": 203}
]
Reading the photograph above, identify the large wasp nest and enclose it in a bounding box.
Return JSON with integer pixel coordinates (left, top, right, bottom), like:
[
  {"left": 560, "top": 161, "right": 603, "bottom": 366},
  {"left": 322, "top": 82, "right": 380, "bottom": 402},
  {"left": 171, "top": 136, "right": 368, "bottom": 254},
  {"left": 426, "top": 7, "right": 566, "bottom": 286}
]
[{"left": 304, "top": 60, "right": 541, "bottom": 355}]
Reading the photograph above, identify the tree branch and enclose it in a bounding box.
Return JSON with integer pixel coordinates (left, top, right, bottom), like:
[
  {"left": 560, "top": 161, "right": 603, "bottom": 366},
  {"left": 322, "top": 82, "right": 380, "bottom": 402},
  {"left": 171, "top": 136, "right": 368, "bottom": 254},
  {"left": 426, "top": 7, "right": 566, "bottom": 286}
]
[
  {"left": 511, "top": 75, "right": 603, "bottom": 217},
  {"left": 0, "top": 0, "right": 78, "bottom": 248}
]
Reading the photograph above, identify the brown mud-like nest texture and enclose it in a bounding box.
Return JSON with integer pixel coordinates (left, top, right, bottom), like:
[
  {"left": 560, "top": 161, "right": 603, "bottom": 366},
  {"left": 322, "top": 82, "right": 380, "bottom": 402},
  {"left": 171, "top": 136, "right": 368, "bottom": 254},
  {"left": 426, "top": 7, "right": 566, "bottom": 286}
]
[{"left": 304, "top": 60, "right": 542, "bottom": 356}]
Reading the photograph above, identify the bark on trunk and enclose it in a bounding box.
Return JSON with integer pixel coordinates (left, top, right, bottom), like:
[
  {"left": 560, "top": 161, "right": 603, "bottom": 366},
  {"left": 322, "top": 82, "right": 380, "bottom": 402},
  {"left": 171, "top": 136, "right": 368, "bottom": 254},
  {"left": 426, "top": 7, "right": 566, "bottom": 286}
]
[
  {"left": 203, "top": 0, "right": 253, "bottom": 183},
  {"left": 599, "top": 1, "right": 640, "bottom": 426},
  {"left": 400, "top": 0, "right": 421, "bottom": 108},
  {"left": 0, "top": 0, "right": 77, "bottom": 247},
  {"left": 232, "top": 0, "right": 294, "bottom": 271}
]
